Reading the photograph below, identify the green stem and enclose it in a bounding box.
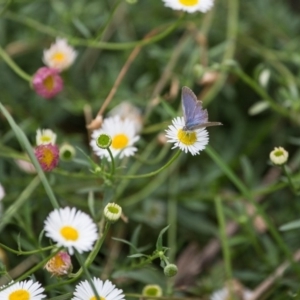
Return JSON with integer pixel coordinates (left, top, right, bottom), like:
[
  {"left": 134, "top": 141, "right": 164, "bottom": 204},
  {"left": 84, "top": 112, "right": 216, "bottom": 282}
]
[
  {"left": 0, "top": 103, "right": 60, "bottom": 209},
  {"left": 4, "top": 11, "right": 183, "bottom": 50},
  {"left": 107, "top": 148, "right": 115, "bottom": 177},
  {"left": 0, "top": 242, "right": 54, "bottom": 255},
  {"left": 214, "top": 196, "right": 233, "bottom": 282},
  {"left": 282, "top": 165, "right": 298, "bottom": 194},
  {"left": 111, "top": 150, "right": 181, "bottom": 180},
  {"left": 0, "top": 45, "right": 32, "bottom": 82}
]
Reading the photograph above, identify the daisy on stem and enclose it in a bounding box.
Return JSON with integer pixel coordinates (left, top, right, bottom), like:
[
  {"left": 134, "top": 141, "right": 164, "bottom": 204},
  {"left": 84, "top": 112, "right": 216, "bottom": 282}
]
[
  {"left": 165, "top": 116, "right": 209, "bottom": 155},
  {"left": 0, "top": 280, "right": 46, "bottom": 300},
  {"left": 162, "top": 0, "right": 214, "bottom": 13},
  {"left": 44, "top": 207, "right": 98, "bottom": 255},
  {"left": 72, "top": 278, "right": 125, "bottom": 300},
  {"left": 90, "top": 116, "right": 140, "bottom": 161}
]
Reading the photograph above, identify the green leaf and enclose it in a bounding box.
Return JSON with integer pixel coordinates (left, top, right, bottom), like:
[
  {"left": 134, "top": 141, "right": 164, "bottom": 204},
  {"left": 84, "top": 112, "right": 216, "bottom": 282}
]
[
  {"left": 130, "top": 225, "right": 142, "bottom": 255},
  {"left": 112, "top": 237, "right": 138, "bottom": 252},
  {"left": 279, "top": 219, "right": 300, "bottom": 231},
  {"left": 127, "top": 253, "right": 148, "bottom": 258},
  {"left": 156, "top": 225, "right": 170, "bottom": 251}
]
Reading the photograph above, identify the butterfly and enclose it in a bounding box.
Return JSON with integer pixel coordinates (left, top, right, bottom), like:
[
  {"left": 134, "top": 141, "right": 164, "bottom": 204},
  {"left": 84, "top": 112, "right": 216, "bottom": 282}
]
[{"left": 182, "top": 86, "right": 222, "bottom": 131}]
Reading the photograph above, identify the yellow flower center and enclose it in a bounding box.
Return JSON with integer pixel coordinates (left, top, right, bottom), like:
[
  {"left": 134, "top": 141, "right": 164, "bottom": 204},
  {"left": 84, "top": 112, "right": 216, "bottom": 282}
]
[
  {"left": 111, "top": 134, "right": 129, "bottom": 149},
  {"left": 52, "top": 52, "right": 66, "bottom": 62},
  {"left": 90, "top": 296, "right": 105, "bottom": 300},
  {"left": 60, "top": 226, "right": 79, "bottom": 241},
  {"left": 43, "top": 76, "right": 54, "bottom": 91},
  {"left": 179, "top": 0, "right": 199, "bottom": 6},
  {"left": 177, "top": 129, "right": 197, "bottom": 145},
  {"left": 9, "top": 289, "right": 30, "bottom": 300},
  {"left": 52, "top": 254, "right": 65, "bottom": 269},
  {"left": 40, "top": 148, "right": 56, "bottom": 167}
]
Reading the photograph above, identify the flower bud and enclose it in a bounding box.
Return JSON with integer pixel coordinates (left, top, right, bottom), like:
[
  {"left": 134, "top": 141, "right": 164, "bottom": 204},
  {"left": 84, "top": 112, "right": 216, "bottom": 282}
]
[
  {"left": 163, "top": 264, "right": 178, "bottom": 277},
  {"left": 96, "top": 134, "right": 112, "bottom": 149},
  {"left": 104, "top": 203, "right": 122, "bottom": 223},
  {"left": 269, "top": 147, "right": 288, "bottom": 166},
  {"left": 59, "top": 143, "right": 76, "bottom": 161},
  {"left": 142, "top": 284, "right": 162, "bottom": 300},
  {"left": 44, "top": 251, "right": 72, "bottom": 277}
]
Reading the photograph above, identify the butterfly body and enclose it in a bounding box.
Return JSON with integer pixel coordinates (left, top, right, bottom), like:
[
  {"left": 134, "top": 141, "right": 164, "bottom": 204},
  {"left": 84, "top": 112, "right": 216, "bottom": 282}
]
[{"left": 181, "top": 86, "right": 222, "bottom": 131}]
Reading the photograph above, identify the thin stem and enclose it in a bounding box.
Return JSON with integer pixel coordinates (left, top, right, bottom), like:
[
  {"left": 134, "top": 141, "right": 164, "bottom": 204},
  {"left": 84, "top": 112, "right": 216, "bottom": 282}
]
[
  {"left": 4, "top": 11, "right": 183, "bottom": 50},
  {"left": 112, "top": 150, "right": 181, "bottom": 179},
  {"left": 0, "top": 46, "right": 32, "bottom": 82},
  {"left": 282, "top": 165, "right": 298, "bottom": 194},
  {"left": 107, "top": 148, "right": 115, "bottom": 177},
  {"left": 214, "top": 196, "right": 233, "bottom": 282}
]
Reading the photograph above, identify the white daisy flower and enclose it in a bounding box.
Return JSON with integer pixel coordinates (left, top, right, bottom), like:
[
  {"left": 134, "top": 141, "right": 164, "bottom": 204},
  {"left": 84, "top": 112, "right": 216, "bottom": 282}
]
[
  {"left": 165, "top": 117, "right": 209, "bottom": 155},
  {"left": 72, "top": 278, "right": 125, "bottom": 300},
  {"left": 0, "top": 280, "right": 46, "bottom": 300},
  {"left": 43, "top": 38, "right": 77, "bottom": 71},
  {"left": 162, "top": 0, "right": 214, "bottom": 13},
  {"left": 36, "top": 129, "right": 57, "bottom": 145},
  {"left": 90, "top": 116, "right": 140, "bottom": 161},
  {"left": 44, "top": 207, "right": 98, "bottom": 255}
]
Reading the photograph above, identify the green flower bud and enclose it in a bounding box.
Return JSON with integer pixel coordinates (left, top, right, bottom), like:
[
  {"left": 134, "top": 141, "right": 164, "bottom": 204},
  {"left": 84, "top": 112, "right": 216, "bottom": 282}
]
[
  {"left": 104, "top": 203, "right": 122, "bottom": 223},
  {"left": 96, "top": 134, "right": 112, "bottom": 149},
  {"left": 164, "top": 264, "right": 178, "bottom": 277}
]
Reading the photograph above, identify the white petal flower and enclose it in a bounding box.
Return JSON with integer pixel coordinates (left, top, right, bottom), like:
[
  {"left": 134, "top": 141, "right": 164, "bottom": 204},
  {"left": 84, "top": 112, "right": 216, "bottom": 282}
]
[
  {"left": 162, "top": 0, "right": 214, "bottom": 13},
  {"left": 44, "top": 207, "right": 98, "bottom": 255},
  {"left": 72, "top": 278, "right": 125, "bottom": 300},
  {"left": 43, "top": 38, "right": 77, "bottom": 71},
  {"left": 165, "top": 117, "right": 209, "bottom": 155},
  {"left": 90, "top": 116, "right": 140, "bottom": 161},
  {"left": 210, "top": 287, "right": 253, "bottom": 300},
  {"left": 36, "top": 129, "right": 57, "bottom": 145},
  {"left": 0, "top": 280, "right": 46, "bottom": 300}
]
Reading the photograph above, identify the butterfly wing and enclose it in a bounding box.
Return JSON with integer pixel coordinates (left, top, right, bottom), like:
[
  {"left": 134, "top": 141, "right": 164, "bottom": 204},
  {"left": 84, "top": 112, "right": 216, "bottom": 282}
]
[
  {"left": 182, "top": 86, "right": 208, "bottom": 130},
  {"left": 182, "top": 86, "right": 222, "bottom": 130}
]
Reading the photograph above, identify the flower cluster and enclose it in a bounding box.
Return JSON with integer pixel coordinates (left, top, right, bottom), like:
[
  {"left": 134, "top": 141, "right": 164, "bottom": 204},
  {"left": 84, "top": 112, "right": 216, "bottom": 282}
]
[
  {"left": 34, "top": 128, "right": 59, "bottom": 172},
  {"left": 32, "top": 38, "right": 77, "bottom": 99}
]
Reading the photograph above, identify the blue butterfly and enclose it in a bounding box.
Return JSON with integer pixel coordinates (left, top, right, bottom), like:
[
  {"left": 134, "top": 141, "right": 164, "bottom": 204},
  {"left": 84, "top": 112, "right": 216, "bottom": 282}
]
[{"left": 182, "top": 86, "right": 222, "bottom": 131}]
